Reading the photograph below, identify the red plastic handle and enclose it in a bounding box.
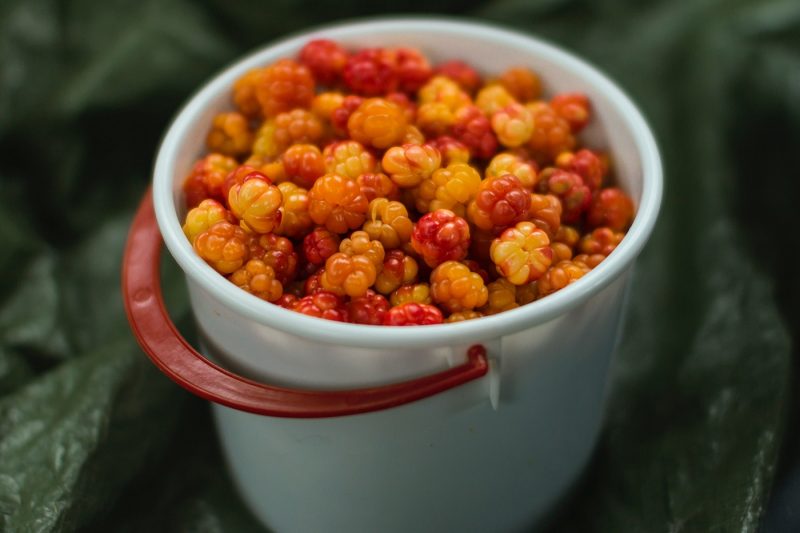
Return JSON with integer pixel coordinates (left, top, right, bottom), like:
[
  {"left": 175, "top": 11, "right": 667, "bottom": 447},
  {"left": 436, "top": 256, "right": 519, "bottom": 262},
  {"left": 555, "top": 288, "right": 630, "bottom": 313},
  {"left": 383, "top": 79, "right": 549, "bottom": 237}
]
[{"left": 122, "top": 189, "right": 488, "bottom": 418}]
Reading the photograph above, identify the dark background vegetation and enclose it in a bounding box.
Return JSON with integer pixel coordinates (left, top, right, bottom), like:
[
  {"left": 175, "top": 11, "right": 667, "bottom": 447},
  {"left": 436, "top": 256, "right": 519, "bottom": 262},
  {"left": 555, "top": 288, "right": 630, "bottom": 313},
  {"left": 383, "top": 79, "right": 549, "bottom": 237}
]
[{"left": 0, "top": 0, "right": 797, "bottom": 531}]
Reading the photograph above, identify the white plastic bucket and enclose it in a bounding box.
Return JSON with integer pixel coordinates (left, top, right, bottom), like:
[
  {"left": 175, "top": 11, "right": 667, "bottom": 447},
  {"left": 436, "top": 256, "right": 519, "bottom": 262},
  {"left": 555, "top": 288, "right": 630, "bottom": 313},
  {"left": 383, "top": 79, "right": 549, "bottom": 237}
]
[{"left": 124, "top": 18, "right": 662, "bottom": 533}]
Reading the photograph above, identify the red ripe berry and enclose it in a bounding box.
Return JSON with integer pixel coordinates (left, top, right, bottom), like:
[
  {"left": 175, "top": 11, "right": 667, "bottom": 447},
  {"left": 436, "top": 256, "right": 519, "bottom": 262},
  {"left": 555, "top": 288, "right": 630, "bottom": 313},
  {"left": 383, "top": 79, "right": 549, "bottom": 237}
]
[
  {"left": 331, "top": 95, "right": 363, "bottom": 135},
  {"left": 587, "top": 188, "right": 635, "bottom": 231},
  {"left": 347, "top": 290, "right": 390, "bottom": 325},
  {"left": 248, "top": 233, "right": 298, "bottom": 285},
  {"left": 467, "top": 174, "right": 531, "bottom": 232},
  {"left": 395, "top": 48, "right": 432, "bottom": 94},
  {"left": 411, "top": 209, "right": 471, "bottom": 268},
  {"left": 298, "top": 39, "right": 348, "bottom": 85},
  {"left": 293, "top": 291, "right": 348, "bottom": 322},
  {"left": 539, "top": 169, "right": 591, "bottom": 223},
  {"left": 557, "top": 149, "right": 606, "bottom": 190},
  {"left": 453, "top": 105, "right": 498, "bottom": 159},
  {"left": 303, "top": 269, "right": 324, "bottom": 295},
  {"left": 302, "top": 227, "right": 341, "bottom": 265},
  {"left": 382, "top": 302, "right": 443, "bottom": 326},
  {"left": 434, "top": 60, "right": 481, "bottom": 93},
  {"left": 275, "top": 293, "right": 299, "bottom": 309},
  {"left": 343, "top": 48, "right": 398, "bottom": 96},
  {"left": 550, "top": 93, "right": 591, "bottom": 132}
]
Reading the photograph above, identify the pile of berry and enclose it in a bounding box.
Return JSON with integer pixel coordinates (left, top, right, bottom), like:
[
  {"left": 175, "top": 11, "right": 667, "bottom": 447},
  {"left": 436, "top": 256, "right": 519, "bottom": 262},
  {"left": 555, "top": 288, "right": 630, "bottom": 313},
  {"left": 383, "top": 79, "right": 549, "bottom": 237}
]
[{"left": 182, "top": 39, "right": 635, "bottom": 326}]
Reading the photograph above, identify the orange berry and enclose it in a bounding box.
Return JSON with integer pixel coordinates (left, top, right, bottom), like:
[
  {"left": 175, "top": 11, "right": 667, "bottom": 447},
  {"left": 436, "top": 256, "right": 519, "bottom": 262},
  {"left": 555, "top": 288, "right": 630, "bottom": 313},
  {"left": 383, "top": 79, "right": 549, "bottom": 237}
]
[
  {"left": 515, "top": 282, "right": 538, "bottom": 306},
  {"left": 374, "top": 249, "right": 419, "bottom": 295},
  {"left": 252, "top": 109, "right": 323, "bottom": 160},
  {"left": 182, "top": 199, "right": 231, "bottom": 245},
  {"left": 587, "top": 187, "right": 635, "bottom": 231},
  {"left": 282, "top": 144, "right": 325, "bottom": 189},
  {"left": 193, "top": 221, "right": 250, "bottom": 274},
  {"left": 573, "top": 253, "right": 606, "bottom": 269},
  {"left": 308, "top": 174, "right": 369, "bottom": 233},
  {"left": 382, "top": 143, "right": 442, "bottom": 188},
  {"left": 550, "top": 93, "right": 591, "bottom": 132},
  {"left": 414, "top": 162, "right": 481, "bottom": 216},
  {"left": 206, "top": 112, "right": 253, "bottom": 157},
  {"left": 228, "top": 174, "right": 283, "bottom": 234},
  {"left": 430, "top": 261, "right": 488, "bottom": 313},
  {"left": 528, "top": 193, "right": 562, "bottom": 239},
  {"left": 183, "top": 153, "right": 238, "bottom": 207},
  {"left": 230, "top": 259, "right": 283, "bottom": 302},
  {"left": 498, "top": 67, "right": 542, "bottom": 102},
  {"left": 312, "top": 92, "right": 345, "bottom": 123},
  {"left": 480, "top": 278, "right": 519, "bottom": 315},
  {"left": 321, "top": 252, "right": 378, "bottom": 298},
  {"left": 526, "top": 102, "right": 576, "bottom": 164},
  {"left": 323, "top": 140, "right": 378, "bottom": 180},
  {"left": 475, "top": 84, "right": 517, "bottom": 116},
  {"left": 275, "top": 182, "right": 312, "bottom": 238},
  {"left": 490, "top": 221, "right": 553, "bottom": 285},
  {"left": 491, "top": 103, "right": 535, "bottom": 148},
  {"left": 446, "top": 310, "right": 484, "bottom": 323},
  {"left": 551, "top": 225, "right": 580, "bottom": 263},
  {"left": 402, "top": 124, "right": 426, "bottom": 145},
  {"left": 486, "top": 152, "right": 538, "bottom": 190},
  {"left": 579, "top": 227, "right": 625, "bottom": 256},
  {"left": 233, "top": 68, "right": 267, "bottom": 118},
  {"left": 537, "top": 260, "right": 590, "bottom": 297},
  {"left": 363, "top": 198, "right": 414, "bottom": 249},
  {"left": 418, "top": 76, "right": 471, "bottom": 110},
  {"left": 416, "top": 102, "right": 456, "bottom": 137},
  {"left": 357, "top": 172, "right": 400, "bottom": 202},
  {"left": 347, "top": 97, "right": 408, "bottom": 149},
  {"left": 255, "top": 59, "right": 315, "bottom": 117},
  {"left": 390, "top": 283, "right": 432, "bottom": 306},
  {"left": 339, "top": 230, "right": 386, "bottom": 269}
]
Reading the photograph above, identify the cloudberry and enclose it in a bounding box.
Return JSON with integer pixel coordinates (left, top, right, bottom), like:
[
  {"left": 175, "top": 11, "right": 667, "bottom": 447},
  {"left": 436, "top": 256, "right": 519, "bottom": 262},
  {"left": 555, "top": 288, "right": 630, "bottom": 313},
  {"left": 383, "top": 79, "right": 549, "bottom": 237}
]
[
  {"left": 427, "top": 136, "right": 470, "bottom": 166},
  {"left": 556, "top": 149, "right": 606, "bottom": 190},
  {"left": 382, "top": 302, "right": 443, "bottom": 326},
  {"left": 480, "top": 278, "right": 519, "bottom": 315},
  {"left": 312, "top": 92, "right": 345, "bottom": 124},
  {"left": 414, "top": 162, "right": 481, "bottom": 217},
  {"left": 308, "top": 174, "right": 369, "bottom": 233},
  {"left": 430, "top": 261, "right": 489, "bottom": 313},
  {"left": 255, "top": 59, "right": 315, "bottom": 117},
  {"left": 240, "top": 157, "right": 287, "bottom": 185},
  {"left": 230, "top": 259, "right": 283, "bottom": 302},
  {"left": 402, "top": 125, "right": 425, "bottom": 145},
  {"left": 348, "top": 98, "right": 409, "bottom": 149},
  {"left": 573, "top": 253, "right": 606, "bottom": 269},
  {"left": 275, "top": 182, "right": 313, "bottom": 238},
  {"left": 390, "top": 283, "right": 432, "bottom": 306},
  {"left": 434, "top": 61, "right": 481, "bottom": 94},
  {"left": 347, "top": 290, "right": 390, "bottom": 325},
  {"left": 537, "top": 260, "right": 590, "bottom": 297},
  {"left": 275, "top": 293, "right": 299, "bottom": 309},
  {"left": 330, "top": 95, "right": 363, "bottom": 136},
  {"left": 323, "top": 140, "right": 378, "bottom": 180},
  {"left": 468, "top": 174, "right": 531, "bottom": 232},
  {"left": 579, "top": 227, "right": 625, "bottom": 256},
  {"left": 387, "top": 92, "right": 418, "bottom": 123},
  {"left": 587, "top": 187, "right": 635, "bottom": 231},
  {"left": 528, "top": 193, "right": 562, "bottom": 239},
  {"left": 550, "top": 93, "right": 591, "bottom": 132},
  {"left": 486, "top": 152, "right": 538, "bottom": 190},
  {"left": 183, "top": 153, "right": 238, "bottom": 207},
  {"left": 182, "top": 199, "right": 231, "bottom": 245},
  {"left": 303, "top": 269, "right": 324, "bottom": 295},
  {"left": 446, "top": 310, "right": 484, "bottom": 323},
  {"left": 363, "top": 198, "right": 413, "bottom": 249},
  {"left": 343, "top": 48, "right": 398, "bottom": 96},
  {"left": 206, "top": 112, "right": 253, "bottom": 157},
  {"left": 418, "top": 76, "right": 472, "bottom": 110},
  {"left": 526, "top": 102, "right": 576, "bottom": 163},
  {"left": 194, "top": 221, "right": 250, "bottom": 274},
  {"left": 282, "top": 144, "right": 325, "bottom": 189},
  {"left": 395, "top": 48, "right": 433, "bottom": 93},
  {"left": 248, "top": 233, "right": 298, "bottom": 285},
  {"left": 475, "top": 84, "right": 517, "bottom": 116},
  {"left": 252, "top": 109, "right": 323, "bottom": 160},
  {"left": 321, "top": 252, "right": 378, "bottom": 298},
  {"left": 374, "top": 250, "right": 419, "bottom": 295},
  {"left": 412, "top": 209, "right": 471, "bottom": 267},
  {"left": 382, "top": 143, "right": 441, "bottom": 188},
  {"left": 515, "top": 282, "right": 538, "bottom": 306},
  {"left": 498, "top": 67, "right": 542, "bottom": 102},
  {"left": 299, "top": 39, "right": 348, "bottom": 85},
  {"left": 490, "top": 221, "right": 553, "bottom": 285},
  {"left": 293, "top": 291, "right": 348, "bottom": 322},
  {"left": 453, "top": 105, "right": 498, "bottom": 159},
  {"left": 492, "top": 103, "right": 535, "bottom": 148},
  {"left": 416, "top": 102, "right": 456, "bottom": 137},
  {"left": 339, "top": 230, "right": 386, "bottom": 269},
  {"left": 357, "top": 172, "right": 400, "bottom": 202},
  {"left": 233, "top": 68, "right": 267, "bottom": 118},
  {"left": 551, "top": 225, "right": 580, "bottom": 262},
  {"left": 228, "top": 174, "right": 283, "bottom": 234},
  {"left": 538, "top": 168, "right": 591, "bottom": 223},
  {"left": 303, "top": 227, "right": 340, "bottom": 266}
]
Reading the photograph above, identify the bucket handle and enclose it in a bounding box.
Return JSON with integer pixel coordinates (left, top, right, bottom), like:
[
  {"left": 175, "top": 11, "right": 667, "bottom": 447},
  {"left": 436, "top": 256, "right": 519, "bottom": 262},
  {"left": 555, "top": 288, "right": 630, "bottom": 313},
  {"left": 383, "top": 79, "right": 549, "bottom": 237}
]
[{"left": 122, "top": 189, "right": 489, "bottom": 419}]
